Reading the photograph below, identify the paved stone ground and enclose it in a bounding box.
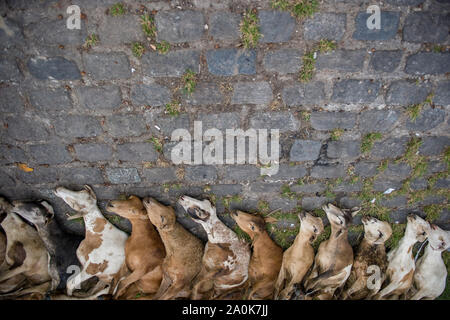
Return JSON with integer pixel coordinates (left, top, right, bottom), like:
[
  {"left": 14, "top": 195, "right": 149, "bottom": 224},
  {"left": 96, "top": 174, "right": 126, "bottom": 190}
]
[{"left": 0, "top": 0, "right": 449, "bottom": 256}]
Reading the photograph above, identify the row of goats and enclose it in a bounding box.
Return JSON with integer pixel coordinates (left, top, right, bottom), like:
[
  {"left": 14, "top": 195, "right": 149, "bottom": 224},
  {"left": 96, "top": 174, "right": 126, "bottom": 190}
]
[{"left": 0, "top": 185, "right": 448, "bottom": 300}]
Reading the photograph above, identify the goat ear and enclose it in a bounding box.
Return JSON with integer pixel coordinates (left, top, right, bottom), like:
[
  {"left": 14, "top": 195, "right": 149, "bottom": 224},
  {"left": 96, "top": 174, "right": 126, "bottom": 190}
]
[
  {"left": 40, "top": 201, "right": 55, "bottom": 215},
  {"left": 84, "top": 185, "right": 97, "bottom": 200},
  {"left": 264, "top": 216, "right": 278, "bottom": 224},
  {"left": 351, "top": 207, "right": 361, "bottom": 217}
]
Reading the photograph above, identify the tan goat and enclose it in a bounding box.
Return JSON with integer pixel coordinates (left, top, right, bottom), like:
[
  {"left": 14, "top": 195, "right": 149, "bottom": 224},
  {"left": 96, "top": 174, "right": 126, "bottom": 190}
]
[
  {"left": 274, "top": 212, "right": 324, "bottom": 300},
  {"left": 143, "top": 197, "right": 203, "bottom": 300},
  {"left": 303, "top": 204, "right": 359, "bottom": 300},
  {"left": 107, "top": 195, "right": 166, "bottom": 299},
  {"left": 231, "top": 210, "right": 283, "bottom": 300}
]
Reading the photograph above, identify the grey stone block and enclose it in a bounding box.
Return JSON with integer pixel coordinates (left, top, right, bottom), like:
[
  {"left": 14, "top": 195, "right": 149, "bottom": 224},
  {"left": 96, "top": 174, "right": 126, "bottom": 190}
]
[
  {"left": 264, "top": 165, "right": 307, "bottom": 181},
  {"left": 353, "top": 11, "right": 400, "bottom": 40},
  {"left": 206, "top": 49, "right": 256, "bottom": 76},
  {"left": 406, "top": 108, "right": 445, "bottom": 132},
  {"left": 74, "top": 144, "right": 113, "bottom": 162},
  {"left": 405, "top": 52, "right": 450, "bottom": 75},
  {"left": 371, "top": 137, "right": 409, "bottom": 159},
  {"left": 290, "top": 140, "right": 322, "bottom": 162},
  {"left": 25, "top": 18, "right": 86, "bottom": 46},
  {"left": 223, "top": 165, "right": 260, "bottom": 182},
  {"left": 106, "top": 168, "right": 141, "bottom": 184},
  {"left": 116, "top": 143, "right": 159, "bottom": 162},
  {"left": 419, "top": 136, "right": 450, "bottom": 156},
  {"left": 29, "top": 144, "right": 72, "bottom": 165},
  {"left": 354, "top": 161, "right": 378, "bottom": 177},
  {"left": 210, "top": 184, "right": 242, "bottom": 196},
  {"left": 327, "top": 141, "right": 361, "bottom": 160},
  {"left": 142, "top": 50, "right": 200, "bottom": 77},
  {"left": 16, "top": 166, "right": 59, "bottom": 184},
  {"left": 434, "top": 81, "right": 450, "bottom": 106},
  {"left": 359, "top": 110, "right": 399, "bottom": 133},
  {"left": 54, "top": 115, "right": 102, "bottom": 138},
  {"left": 4, "top": 116, "right": 49, "bottom": 141},
  {"left": 131, "top": 84, "right": 171, "bottom": 107},
  {"left": 182, "top": 83, "right": 224, "bottom": 105},
  {"left": 27, "top": 56, "right": 80, "bottom": 80},
  {"left": 98, "top": 15, "right": 143, "bottom": 45},
  {"left": 332, "top": 80, "right": 381, "bottom": 104},
  {"left": 59, "top": 167, "right": 105, "bottom": 185},
  {"left": 304, "top": 13, "right": 346, "bottom": 41},
  {"left": 209, "top": 12, "right": 240, "bottom": 41},
  {"left": 302, "top": 197, "right": 331, "bottom": 211},
  {"left": 369, "top": 50, "right": 402, "bottom": 72},
  {"left": 250, "top": 112, "right": 299, "bottom": 133},
  {"left": 316, "top": 50, "right": 366, "bottom": 72},
  {"left": 77, "top": 85, "right": 122, "bottom": 111},
  {"left": 259, "top": 10, "right": 295, "bottom": 43},
  {"left": 310, "top": 112, "right": 356, "bottom": 130},
  {"left": 1, "top": 87, "right": 24, "bottom": 113},
  {"left": 143, "top": 167, "right": 178, "bottom": 183},
  {"left": 311, "top": 164, "right": 346, "bottom": 178},
  {"left": 83, "top": 52, "right": 131, "bottom": 80},
  {"left": 185, "top": 166, "right": 217, "bottom": 182},
  {"left": 282, "top": 82, "right": 325, "bottom": 106},
  {"left": 232, "top": 82, "right": 272, "bottom": 105},
  {"left": 386, "top": 81, "right": 431, "bottom": 106},
  {"left": 155, "top": 10, "right": 205, "bottom": 43},
  {"left": 263, "top": 49, "right": 302, "bottom": 74},
  {"left": 104, "top": 115, "right": 147, "bottom": 137},
  {"left": 403, "top": 13, "right": 449, "bottom": 43},
  {"left": 0, "top": 145, "right": 27, "bottom": 164},
  {"left": 29, "top": 87, "right": 72, "bottom": 112}
]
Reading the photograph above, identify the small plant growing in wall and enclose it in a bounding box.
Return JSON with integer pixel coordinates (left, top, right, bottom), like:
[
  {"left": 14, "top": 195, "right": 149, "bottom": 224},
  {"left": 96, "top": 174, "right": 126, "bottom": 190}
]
[
  {"left": 83, "top": 34, "right": 98, "bottom": 49},
  {"left": 149, "top": 137, "right": 163, "bottom": 153},
  {"left": 361, "top": 132, "right": 382, "bottom": 153},
  {"left": 271, "top": 0, "right": 319, "bottom": 20},
  {"left": 240, "top": 9, "right": 261, "bottom": 49},
  {"left": 141, "top": 14, "right": 157, "bottom": 39},
  {"left": 165, "top": 100, "right": 181, "bottom": 117},
  {"left": 110, "top": 3, "right": 126, "bottom": 16},
  {"left": 299, "top": 39, "right": 336, "bottom": 82},
  {"left": 155, "top": 40, "right": 170, "bottom": 54},
  {"left": 132, "top": 42, "right": 145, "bottom": 58},
  {"left": 330, "top": 128, "right": 344, "bottom": 141},
  {"left": 182, "top": 69, "right": 197, "bottom": 95}
]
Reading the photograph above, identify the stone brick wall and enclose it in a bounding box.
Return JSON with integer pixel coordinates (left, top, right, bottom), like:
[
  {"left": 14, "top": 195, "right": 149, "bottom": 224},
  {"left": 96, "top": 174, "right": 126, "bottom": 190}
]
[{"left": 0, "top": 0, "right": 448, "bottom": 248}]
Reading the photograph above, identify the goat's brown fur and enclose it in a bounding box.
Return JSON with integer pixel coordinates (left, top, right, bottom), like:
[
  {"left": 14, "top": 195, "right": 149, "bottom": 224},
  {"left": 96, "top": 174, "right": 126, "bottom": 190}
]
[
  {"left": 232, "top": 210, "right": 282, "bottom": 300},
  {"left": 107, "top": 195, "right": 166, "bottom": 299},
  {"left": 143, "top": 197, "right": 203, "bottom": 300},
  {"left": 275, "top": 212, "right": 324, "bottom": 300}
]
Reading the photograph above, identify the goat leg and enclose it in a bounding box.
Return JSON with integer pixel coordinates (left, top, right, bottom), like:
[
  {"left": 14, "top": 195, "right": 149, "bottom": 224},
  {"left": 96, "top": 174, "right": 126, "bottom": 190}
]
[
  {"left": 152, "top": 271, "right": 173, "bottom": 300},
  {"left": 114, "top": 268, "right": 146, "bottom": 299},
  {"left": 274, "top": 266, "right": 287, "bottom": 299},
  {"left": 0, "top": 264, "right": 29, "bottom": 283}
]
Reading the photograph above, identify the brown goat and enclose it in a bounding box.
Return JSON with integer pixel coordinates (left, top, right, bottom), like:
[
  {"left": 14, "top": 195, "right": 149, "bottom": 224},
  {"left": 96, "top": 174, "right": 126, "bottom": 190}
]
[
  {"left": 341, "top": 216, "right": 392, "bottom": 300},
  {"left": 274, "top": 212, "right": 324, "bottom": 300},
  {"left": 107, "top": 195, "right": 166, "bottom": 299},
  {"left": 178, "top": 196, "right": 251, "bottom": 300},
  {"left": 231, "top": 210, "right": 282, "bottom": 300},
  {"left": 143, "top": 197, "right": 203, "bottom": 300},
  {"left": 0, "top": 197, "right": 52, "bottom": 298},
  {"left": 303, "top": 204, "right": 359, "bottom": 300}
]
